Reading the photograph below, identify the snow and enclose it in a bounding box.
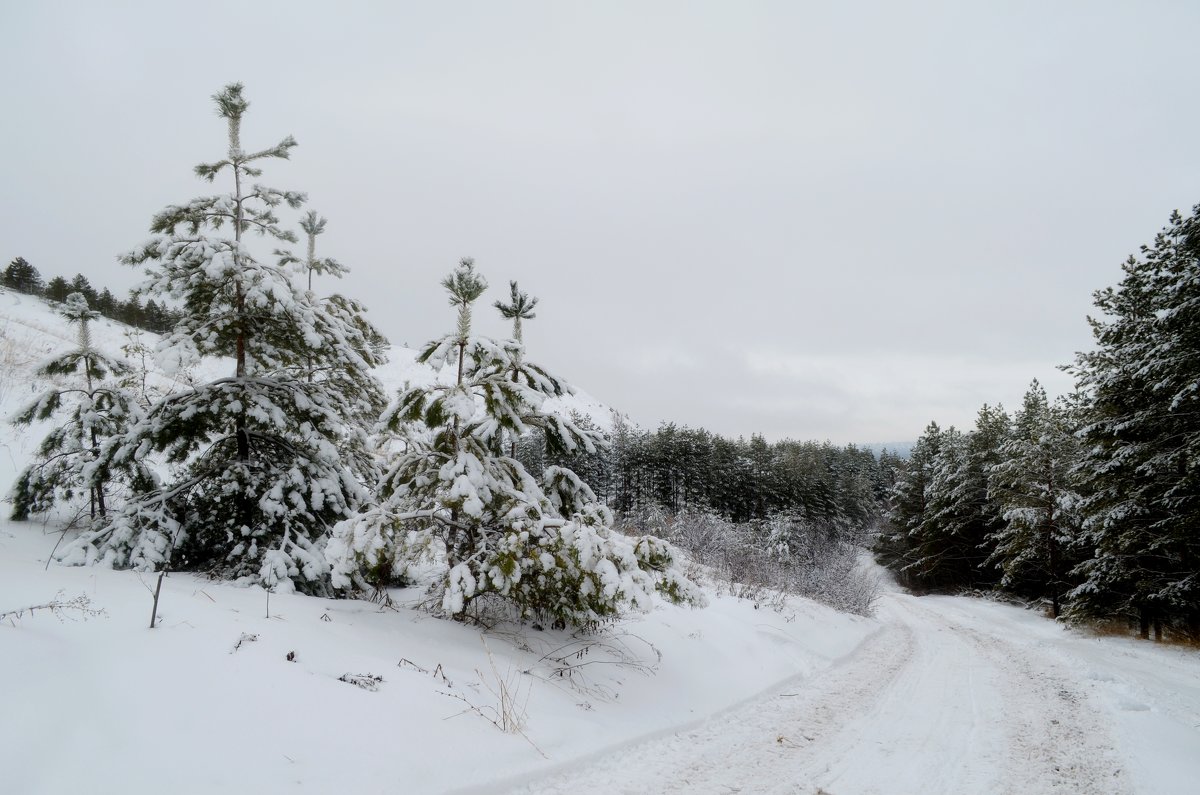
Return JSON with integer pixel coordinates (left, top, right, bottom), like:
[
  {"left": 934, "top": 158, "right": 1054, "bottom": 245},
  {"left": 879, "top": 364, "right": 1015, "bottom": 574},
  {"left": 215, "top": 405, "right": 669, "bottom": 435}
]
[
  {"left": 0, "top": 520, "right": 872, "bottom": 794},
  {"left": 3, "top": 288, "right": 1200, "bottom": 793}
]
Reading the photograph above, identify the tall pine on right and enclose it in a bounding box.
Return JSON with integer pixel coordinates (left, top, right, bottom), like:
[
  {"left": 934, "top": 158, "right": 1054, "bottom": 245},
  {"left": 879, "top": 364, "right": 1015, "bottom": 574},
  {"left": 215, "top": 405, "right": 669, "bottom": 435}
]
[{"left": 1069, "top": 207, "right": 1200, "bottom": 638}]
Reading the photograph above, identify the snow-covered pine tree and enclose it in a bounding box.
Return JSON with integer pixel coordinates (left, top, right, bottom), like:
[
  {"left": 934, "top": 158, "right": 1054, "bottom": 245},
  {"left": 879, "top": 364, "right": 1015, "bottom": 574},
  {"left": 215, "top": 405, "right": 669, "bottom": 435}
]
[
  {"left": 831, "top": 444, "right": 882, "bottom": 530},
  {"left": 495, "top": 279, "right": 539, "bottom": 460},
  {"left": 885, "top": 406, "right": 1009, "bottom": 592},
  {"left": 496, "top": 280, "right": 616, "bottom": 507},
  {"left": 297, "top": 210, "right": 345, "bottom": 290},
  {"left": 546, "top": 410, "right": 614, "bottom": 503},
  {"left": 62, "top": 84, "right": 387, "bottom": 593},
  {"left": 934, "top": 405, "right": 1009, "bottom": 588},
  {"left": 910, "top": 425, "right": 970, "bottom": 588},
  {"left": 10, "top": 294, "right": 147, "bottom": 522},
  {"left": 494, "top": 280, "right": 538, "bottom": 346},
  {"left": 1069, "top": 206, "right": 1200, "bottom": 637},
  {"left": 874, "top": 421, "right": 942, "bottom": 588},
  {"left": 328, "top": 259, "right": 703, "bottom": 626},
  {"left": 277, "top": 209, "right": 389, "bottom": 438},
  {"left": 986, "top": 381, "right": 1082, "bottom": 617}
]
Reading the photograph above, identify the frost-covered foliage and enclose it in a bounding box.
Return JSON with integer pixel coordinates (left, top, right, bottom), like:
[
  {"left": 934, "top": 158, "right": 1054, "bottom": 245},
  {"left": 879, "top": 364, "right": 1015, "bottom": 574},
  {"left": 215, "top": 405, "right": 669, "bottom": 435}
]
[
  {"left": 10, "top": 293, "right": 148, "bottom": 522},
  {"left": 62, "top": 84, "right": 387, "bottom": 594},
  {"left": 659, "top": 510, "right": 878, "bottom": 616},
  {"left": 328, "top": 260, "right": 703, "bottom": 627}
]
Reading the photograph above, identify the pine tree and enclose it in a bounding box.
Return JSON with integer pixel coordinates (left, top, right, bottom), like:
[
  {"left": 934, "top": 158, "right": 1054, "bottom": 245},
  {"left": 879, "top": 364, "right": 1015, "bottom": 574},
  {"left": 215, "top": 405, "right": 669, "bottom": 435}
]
[
  {"left": 889, "top": 406, "right": 1009, "bottom": 591},
  {"left": 987, "top": 382, "right": 1082, "bottom": 616},
  {"left": 1069, "top": 207, "right": 1200, "bottom": 637},
  {"left": 44, "top": 276, "right": 71, "bottom": 302},
  {"left": 278, "top": 210, "right": 387, "bottom": 423},
  {"left": 870, "top": 449, "right": 900, "bottom": 507},
  {"left": 834, "top": 444, "right": 882, "bottom": 530},
  {"left": 494, "top": 280, "right": 538, "bottom": 344},
  {"left": 495, "top": 279, "right": 539, "bottom": 460},
  {"left": 875, "top": 422, "right": 942, "bottom": 589},
  {"left": 910, "top": 426, "right": 970, "bottom": 588},
  {"left": 119, "top": 294, "right": 142, "bottom": 327},
  {"left": 62, "top": 84, "right": 387, "bottom": 593},
  {"left": 96, "top": 288, "right": 117, "bottom": 317},
  {"left": 2, "top": 257, "right": 44, "bottom": 295},
  {"left": 70, "top": 274, "right": 99, "bottom": 307},
  {"left": 10, "top": 294, "right": 146, "bottom": 521},
  {"left": 328, "top": 259, "right": 703, "bottom": 626},
  {"left": 610, "top": 412, "right": 647, "bottom": 516},
  {"left": 142, "top": 300, "right": 167, "bottom": 333}
]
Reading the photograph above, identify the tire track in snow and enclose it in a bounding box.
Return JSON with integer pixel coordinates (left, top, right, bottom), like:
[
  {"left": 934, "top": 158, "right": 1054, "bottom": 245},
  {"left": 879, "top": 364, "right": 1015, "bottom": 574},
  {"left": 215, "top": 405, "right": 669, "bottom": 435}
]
[
  {"left": 508, "top": 619, "right": 917, "bottom": 795},
  {"left": 898, "top": 598, "right": 1129, "bottom": 794},
  {"left": 508, "top": 593, "right": 1131, "bottom": 795}
]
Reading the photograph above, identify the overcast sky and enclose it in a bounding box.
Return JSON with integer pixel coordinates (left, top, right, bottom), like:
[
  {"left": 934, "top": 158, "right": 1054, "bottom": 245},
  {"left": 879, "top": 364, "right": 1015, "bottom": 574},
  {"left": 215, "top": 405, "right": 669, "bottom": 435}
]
[{"left": 3, "top": 1, "right": 1198, "bottom": 445}]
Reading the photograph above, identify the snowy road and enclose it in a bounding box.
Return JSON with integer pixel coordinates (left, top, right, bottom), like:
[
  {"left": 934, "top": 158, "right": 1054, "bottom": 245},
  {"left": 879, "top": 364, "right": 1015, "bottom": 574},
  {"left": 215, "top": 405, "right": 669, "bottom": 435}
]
[{"left": 500, "top": 591, "right": 1200, "bottom": 795}]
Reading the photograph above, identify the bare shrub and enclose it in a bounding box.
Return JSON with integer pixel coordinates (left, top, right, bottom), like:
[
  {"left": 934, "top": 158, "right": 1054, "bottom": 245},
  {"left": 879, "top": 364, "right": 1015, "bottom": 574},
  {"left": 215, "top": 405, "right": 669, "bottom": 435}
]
[
  {"left": 1, "top": 591, "right": 106, "bottom": 625},
  {"left": 657, "top": 510, "right": 880, "bottom": 616}
]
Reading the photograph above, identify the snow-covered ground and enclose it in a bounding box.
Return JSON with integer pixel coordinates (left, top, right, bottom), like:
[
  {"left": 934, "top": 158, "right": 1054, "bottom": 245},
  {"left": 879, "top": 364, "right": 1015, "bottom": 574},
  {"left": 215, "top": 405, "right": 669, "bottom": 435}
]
[
  {"left": 5, "top": 520, "right": 1199, "bottom": 794},
  {"left": 0, "top": 519, "right": 873, "bottom": 794},
  {"left": 2, "top": 288, "right": 1199, "bottom": 794}
]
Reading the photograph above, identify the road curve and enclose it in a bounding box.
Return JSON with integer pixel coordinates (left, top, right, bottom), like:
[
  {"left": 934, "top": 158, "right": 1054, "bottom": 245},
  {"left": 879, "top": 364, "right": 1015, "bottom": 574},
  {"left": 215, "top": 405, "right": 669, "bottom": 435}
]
[{"left": 508, "top": 592, "right": 1130, "bottom": 795}]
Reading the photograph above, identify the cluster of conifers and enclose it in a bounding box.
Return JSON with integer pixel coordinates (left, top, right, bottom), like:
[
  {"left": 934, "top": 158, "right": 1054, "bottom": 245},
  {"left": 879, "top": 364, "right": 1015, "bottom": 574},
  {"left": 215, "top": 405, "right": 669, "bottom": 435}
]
[{"left": 877, "top": 207, "right": 1200, "bottom": 641}]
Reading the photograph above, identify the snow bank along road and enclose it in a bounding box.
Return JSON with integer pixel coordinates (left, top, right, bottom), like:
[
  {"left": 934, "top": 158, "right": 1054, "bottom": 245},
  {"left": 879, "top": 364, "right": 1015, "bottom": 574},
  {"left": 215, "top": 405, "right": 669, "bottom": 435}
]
[{"left": 489, "top": 592, "right": 1200, "bottom": 795}]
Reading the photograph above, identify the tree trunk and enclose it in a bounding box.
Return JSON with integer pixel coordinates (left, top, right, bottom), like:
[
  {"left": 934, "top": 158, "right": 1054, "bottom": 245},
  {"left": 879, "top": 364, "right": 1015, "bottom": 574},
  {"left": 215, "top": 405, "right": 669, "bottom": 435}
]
[
  {"left": 232, "top": 151, "right": 253, "bottom": 532},
  {"left": 150, "top": 568, "right": 167, "bottom": 629},
  {"left": 90, "top": 427, "right": 106, "bottom": 519},
  {"left": 1044, "top": 471, "right": 1058, "bottom": 618}
]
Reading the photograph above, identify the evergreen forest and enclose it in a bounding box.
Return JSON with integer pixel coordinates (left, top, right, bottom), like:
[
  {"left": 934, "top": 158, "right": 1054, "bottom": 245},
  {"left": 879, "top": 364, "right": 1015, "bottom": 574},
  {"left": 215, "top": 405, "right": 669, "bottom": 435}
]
[{"left": 876, "top": 208, "right": 1200, "bottom": 640}]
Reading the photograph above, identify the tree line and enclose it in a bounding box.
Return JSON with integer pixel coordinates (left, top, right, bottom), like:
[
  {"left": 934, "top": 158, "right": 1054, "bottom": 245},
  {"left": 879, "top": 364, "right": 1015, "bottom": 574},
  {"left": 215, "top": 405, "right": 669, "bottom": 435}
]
[
  {"left": 521, "top": 418, "right": 897, "bottom": 531},
  {"left": 876, "top": 207, "right": 1200, "bottom": 640},
  {"left": 2, "top": 256, "right": 181, "bottom": 333}
]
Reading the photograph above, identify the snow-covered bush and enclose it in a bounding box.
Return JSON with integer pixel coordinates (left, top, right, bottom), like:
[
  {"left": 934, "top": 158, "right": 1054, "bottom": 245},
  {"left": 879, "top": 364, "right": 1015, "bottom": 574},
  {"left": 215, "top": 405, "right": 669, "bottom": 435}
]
[{"left": 328, "top": 260, "right": 703, "bottom": 627}]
